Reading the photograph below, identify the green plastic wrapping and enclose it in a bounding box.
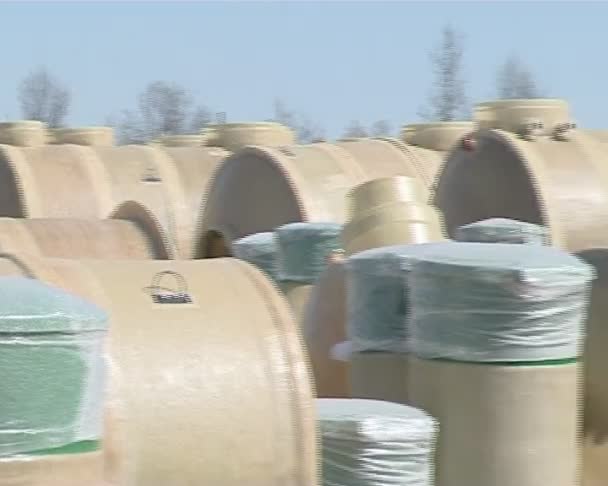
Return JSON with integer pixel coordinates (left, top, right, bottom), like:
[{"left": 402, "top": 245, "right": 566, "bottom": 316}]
[
  {"left": 455, "top": 218, "right": 548, "bottom": 245},
  {"left": 276, "top": 222, "right": 342, "bottom": 283},
  {"left": 318, "top": 398, "right": 437, "bottom": 486},
  {"left": 408, "top": 242, "right": 594, "bottom": 363},
  {"left": 232, "top": 232, "right": 278, "bottom": 281},
  {"left": 346, "top": 244, "right": 441, "bottom": 352},
  {"left": 0, "top": 277, "right": 108, "bottom": 457}
]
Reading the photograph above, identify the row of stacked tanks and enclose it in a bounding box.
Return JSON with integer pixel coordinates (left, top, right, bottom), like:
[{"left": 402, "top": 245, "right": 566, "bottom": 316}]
[{"left": 1, "top": 97, "right": 608, "bottom": 486}]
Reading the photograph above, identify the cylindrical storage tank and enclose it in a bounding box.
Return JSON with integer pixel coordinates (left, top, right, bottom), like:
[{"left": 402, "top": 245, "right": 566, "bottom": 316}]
[
  {"left": 0, "top": 254, "right": 317, "bottom": 486},
  {"left": 302, "top": 252, "right": 349, "bottom": 397},
  {"left": 0, "top": 144, "right": 114, "bottom": 219},
  {"left": 0, "top": 276, "right": 108, "bottom": 486},
  {"left": 276, "top": 222, "right": 342, "bottom": 323},
  {"left": 317, "top": 398, "right": 437, "bottom": 486},
  {"left": 92, "top": 145, "right": 188, "bottom": 256},
  {"left": 214, "top": 122, "right": 295, "bottom": 152},
  {"left": 346, "top": 244, "right": 437, "bottom": 403},
  {"left": 407, "top": 242, "right": 593, "bottom": 486},
  {"left": 52, "top": 127, "right": 115, "bottom": 147},
  {"left": 342, "top": 176, "right": 444, "bottom": 256},
  {"left": 160, "top": 145, "right": 229, "bottom": 258},
  {"left": 196, "top": 138, "right": 439, "bottom": 258},
  {"left": 401, "top": 121, "right": 474, "bottom": 152},
  {"left": 232, "top": 232, "right": 279, "bottom": 281},
  {"left": 433, "top": 98, "right": 608, "bottom": 251},
  {"left": 0, "top": 216, "right": 172, "bottom": 259},
  {"left": 196, "top": 143, "right": 364, "bottom": 257},
  {"left": 0, "top": 121, "right": 48, "bottom": 147},
  {"left": 455, "top": 217, "right": 548, "bottom": 245}
]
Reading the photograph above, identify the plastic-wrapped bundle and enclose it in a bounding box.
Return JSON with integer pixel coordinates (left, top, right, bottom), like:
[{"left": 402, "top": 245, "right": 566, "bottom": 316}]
[
  {"left": 318, "top": 398, "right": 437, "bottom": 486},
  {"left": 408, "top": 242, "right": 593, "bottom": 362},
  {"left": 406, "top": 242, "right": 593, "bottom": 486},
  {"left": 232, "top": 232, "right": 278, "bottom": 280},
  {"left": 0, "top": 277, "right": 108, "bottom": 457},
  {"left": 346, "top": 244, "right": 440, "bottom": 353},
  {"left": 276, "top": 222, "right": 342, "bottom": 283},
  {"left": 454, "top": 218, "right": 548, "bottom": 245}
]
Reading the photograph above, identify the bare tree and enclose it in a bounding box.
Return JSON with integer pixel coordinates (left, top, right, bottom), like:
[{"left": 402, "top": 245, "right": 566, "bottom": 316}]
[
  {"left": 369, "top": 120, "right": 393, "bottom": 137},
  {"left": 343, "top": 120, "right": 368, "bottom": 138},
  {"left": 271, "top": 98, "right": 325, "bottom": 143},
  {"left": 420, "top": 25, "right": 469, "bottom": 121},
  {"left": 115, "top": 81, "right": 212, "bottom": 144},
  {"left": 497, "top": 55, "right": 543, "bottom": 99},
  {"left": 18, "top": 67, "right": 71, "bottom": 128}
]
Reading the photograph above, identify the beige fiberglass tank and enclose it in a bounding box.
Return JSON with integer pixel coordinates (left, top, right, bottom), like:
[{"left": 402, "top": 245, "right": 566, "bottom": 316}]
[
  {"left": 0, "top": 253, "right": 317, "bottom": 486},
  {"left": 0, "top": 138, "right": 114, "bottom": 219},
  {"left": 342, "top": 175, "right": 444, "bottom": 256},
  {"left": 90, "top": 145, "right": 189, "bottom": 257},
  {"left": 158, "top": 142, "right": 230, "bottom": 258},
  {"left": 433, "top": 98, "right": 608, "bottom": 485},
  {"left": 0, "top": 215, "right": 172, "bottom": 259},
  {"left": 196, "top": 137, "right": 440, "bottom": 258}
]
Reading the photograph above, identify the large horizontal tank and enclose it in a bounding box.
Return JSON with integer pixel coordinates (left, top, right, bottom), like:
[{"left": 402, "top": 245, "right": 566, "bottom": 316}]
[
  {"left": 158, "top": 140, "right": 230, "bottom": 258},
  {"left": 434, "top": 98, "right": 608, "bottom": 251},
  {"left": 0, "top": 141, "right": 114, "bottom": 219},
  {"left": 0, "top": 253, "right": 317, "bottom": 486},
  {"left": 196, "top": 137, "right": 442, "bottom": 257},
  {"left": 0, "top": 210, "right": 172, "bottom": 260}
]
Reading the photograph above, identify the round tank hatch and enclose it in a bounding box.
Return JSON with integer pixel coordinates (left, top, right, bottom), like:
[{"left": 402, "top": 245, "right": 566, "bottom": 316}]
[
  {"left": 401, "top": 121, "right": 474, "bottom": 152},
  {"left": 474, "top": 99, "right": 571, "bottom": 137},
  {"left": 52, "top": 127, "right": 114, "bottom": 146},
  {"left": 213, "top": 122, "right": 296, "bottom": 151},
  {"left": 0, "top": 120, "right": 48, "bottom": 147}
]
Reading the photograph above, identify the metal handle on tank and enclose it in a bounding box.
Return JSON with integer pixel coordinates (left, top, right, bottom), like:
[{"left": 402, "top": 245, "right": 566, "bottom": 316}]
[{"left": 145, "top": 270, "right": 193, "bottom": 304}]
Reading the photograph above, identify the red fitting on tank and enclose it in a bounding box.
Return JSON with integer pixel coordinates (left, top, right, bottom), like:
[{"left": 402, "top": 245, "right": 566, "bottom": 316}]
[{"left": 462, "top": 136, "right": 476, "bottom": 151}]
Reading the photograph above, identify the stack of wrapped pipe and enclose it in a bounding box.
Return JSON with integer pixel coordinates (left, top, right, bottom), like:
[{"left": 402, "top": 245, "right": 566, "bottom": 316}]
[
  {"left": 406, "top": 242, "right": 594, "bottom": 486},
  {"left": 0, "top": 277, "right": 108, "bottom": 486},
  {"left": 232, "top": 232, "right": 279, "bottom": 281},
  {"left": 455, "top": 217, "right": 548, "bottom": 245},
  {"left": 317, "top": 398, "right": 437, "bottom": 486},
  {"left": 276, "top": 222, "right": 342, "bottom": 322},
  {"left": 346, "top": 244, "right": 437, "bottom": 403},
  {"left": 342, "top": 176, "right": 444, "bottom": 256}
]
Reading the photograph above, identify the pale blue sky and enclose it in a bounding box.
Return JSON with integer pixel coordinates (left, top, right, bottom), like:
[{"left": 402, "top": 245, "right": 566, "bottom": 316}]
[{"left": 1, "top": 1, "right": 606, "bottom": 137}]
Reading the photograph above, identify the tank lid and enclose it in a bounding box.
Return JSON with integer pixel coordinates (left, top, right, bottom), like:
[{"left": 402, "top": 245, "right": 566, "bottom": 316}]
[
  {"left": 51, "top": 126, "right": 115, "bottom": 146},
  {"left": 474, "top": 98, "right": 571, "bottom": 136},
  {"left": 401, "top": 122, "right": 474, "bottom": 152}
]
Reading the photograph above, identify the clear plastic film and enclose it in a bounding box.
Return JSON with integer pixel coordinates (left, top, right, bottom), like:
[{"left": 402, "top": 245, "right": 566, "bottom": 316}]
[
  {"left": 454, "top": 218, "right": 548, "bottom": 245},
  {"left": 276, "top": 222, "right": 342, "bottom": 283},
  {"left": 0, "top": 277, "right": 108, "bottom": 457},
  {"left": 408, "top": 242, "right": 594, "bottom": 362},
  {"left": 232, "top": 232, "right": 279, "bottom": 281},
  {"left": 317, "top": 398, "right": 437, "bottom": 486},
  {"left": 346, "top": 244, "right": 441, "bottom": 353}
]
